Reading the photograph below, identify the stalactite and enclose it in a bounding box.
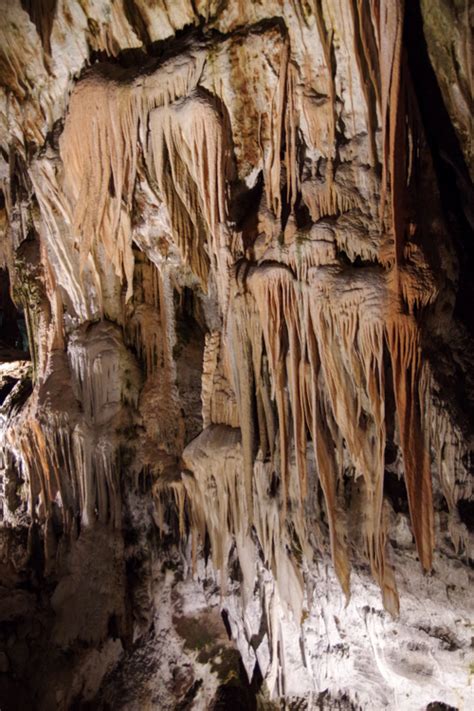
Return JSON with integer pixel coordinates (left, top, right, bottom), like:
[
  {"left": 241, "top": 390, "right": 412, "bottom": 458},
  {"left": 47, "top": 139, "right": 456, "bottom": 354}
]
[
  {"left": 9, "top": 386, "right": 129, "bottom": 536},
  {"left": 424, "top": 372, "right": 472, "bottom": 530},
  {"left": 18, "top": 1, "right": 437, "bottom": 618},
  {"left": 11, "top": 411, "right": 78, "bottom": 533},
  {"left": 201, "top": 331, "right": 240, "bottom": 429},
  {"left": 301, "top": 179, "right": 358, "bottom": 222},
  {"left": 228, "top": 293, "right": 259, "bottom": 519},
  {"left": 68, "top": 324, "right": 139, "bottom": 424},
  {"left": 6, "top": 323, "right": 141, "bottom": 538},
  {"left": 377, "top": 0, "right": 406, "bottom": 261},
  {"left": 125, "top": 253, "right": 165, "bottom": 375},
  {"left": 386, "top": 314, "right": 434, "bottom": 571},
  {"left": 179, "top": 425, "right": 305, "bottom": 620},
  {"left": 146, "top": 88, "right": 230, "bottom": 296},
  {"left": 247, "top": 265, "right": 302, "bottom": 510},
  {"left": 202, "top": 331, "right": 221, "bottom": 429},
  {"left": 59, "top": 51, "right": 206, "bottom": 303},
  {"left": 311, "top": 0, "right": 337, "bottom": 209},
  {"left": 348, "top": 0, "right": 381, "bottom": 167},
  {"left": 224, "top": 253, "right": 438, "bottom": 610},
  {"left": 29, "top": 159, "right": 101, "bottom": 321},
  {"left": 284, "top": 62, "right": 299, "bottom": 213},
  {"left": 308, "top": 266, "right": 392, "bottom": 607},
  {"left": 264, "top": 41, "right": 290, "bottom": 220}
]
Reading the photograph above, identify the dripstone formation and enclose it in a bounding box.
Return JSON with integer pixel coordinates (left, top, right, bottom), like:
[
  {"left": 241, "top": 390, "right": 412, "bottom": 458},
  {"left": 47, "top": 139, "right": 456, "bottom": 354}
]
[{"left": 0, "top": 1, "right": 473, "bottom": 709}]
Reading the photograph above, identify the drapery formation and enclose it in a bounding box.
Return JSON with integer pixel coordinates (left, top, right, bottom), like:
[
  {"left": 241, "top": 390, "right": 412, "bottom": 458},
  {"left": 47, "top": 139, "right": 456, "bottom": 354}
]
[{"left": 2, "top": 0, "right": 468, "bottom": 656}]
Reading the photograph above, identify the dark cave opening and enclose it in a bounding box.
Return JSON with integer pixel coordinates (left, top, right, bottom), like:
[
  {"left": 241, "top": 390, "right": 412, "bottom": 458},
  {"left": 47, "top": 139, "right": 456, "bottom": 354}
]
[
  {"left": 0, "top": 269, "right": 29, "bottom": 362},
  {"left": 173, "top": 286, "right": 206, "bottom": 444},
  {"left": 210, "top": 658, "right": 263, "bottom": 711},
  {"left": 457, "top": 498, "right": 474, "bottom": 533},
  {"left": 383, "top": 470, "right": 410, "bottom": 516},
  {"left": 404, "top": 0, "right": 474, "bottom": 337}
]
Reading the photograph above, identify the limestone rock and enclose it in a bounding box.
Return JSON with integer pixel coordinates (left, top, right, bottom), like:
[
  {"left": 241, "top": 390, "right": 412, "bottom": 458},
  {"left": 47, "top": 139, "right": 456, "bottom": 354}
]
[{"left": 0, "top": 1, "right": 473, "bottom": 709}]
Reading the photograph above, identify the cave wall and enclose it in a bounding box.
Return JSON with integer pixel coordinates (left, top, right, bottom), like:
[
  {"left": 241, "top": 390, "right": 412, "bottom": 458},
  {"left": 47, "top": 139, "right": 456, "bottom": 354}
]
[{"left": 0, "top": 1, "right": 473, "bottom": 709}]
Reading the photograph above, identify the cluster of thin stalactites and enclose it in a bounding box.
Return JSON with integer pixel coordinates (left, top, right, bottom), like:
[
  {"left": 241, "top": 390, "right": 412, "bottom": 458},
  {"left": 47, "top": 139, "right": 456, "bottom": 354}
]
[{"left": 8, "top": 0, "right": 460, "bottom": 616}]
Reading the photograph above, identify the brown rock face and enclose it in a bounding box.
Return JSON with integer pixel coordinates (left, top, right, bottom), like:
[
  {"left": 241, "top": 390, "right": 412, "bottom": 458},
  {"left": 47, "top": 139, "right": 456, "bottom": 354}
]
[{"left": 0, "top": 2, "right": 472, "bottom": 709}]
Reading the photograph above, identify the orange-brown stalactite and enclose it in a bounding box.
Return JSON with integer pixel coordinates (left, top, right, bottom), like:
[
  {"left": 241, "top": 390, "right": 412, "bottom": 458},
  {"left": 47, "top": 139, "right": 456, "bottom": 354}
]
[
  {"left": 377, "top": 0, "right": 412, "bottom": 267},
  {"left": 349, "top": 0, "right": 381, "bottom": 168},
  {"left": 58, "top": 52, "right": 208, "bottom": 306},
  {"left": 306, "top": 314, "right": 351, "bottom": 599},
  {"left": 266, "top": 40, "right": 290, "bottom": 220},
  {"left": 386, "top": 316, "right": 434, "bottom": 571},
  {"left": 4, "top": 1, "right": 437, "bottom": 604},
  {"left": 147, "top": 88, "right": 231, "bottom": 294},
  {"left": 227, "top": 260, "right": 405, "bottom": 604}
]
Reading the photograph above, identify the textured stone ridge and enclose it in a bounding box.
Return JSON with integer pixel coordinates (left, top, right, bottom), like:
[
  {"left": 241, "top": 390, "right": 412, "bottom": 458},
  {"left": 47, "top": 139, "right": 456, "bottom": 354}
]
[{"left": 0, "top": 1, "right": 473, "bottom": 709}]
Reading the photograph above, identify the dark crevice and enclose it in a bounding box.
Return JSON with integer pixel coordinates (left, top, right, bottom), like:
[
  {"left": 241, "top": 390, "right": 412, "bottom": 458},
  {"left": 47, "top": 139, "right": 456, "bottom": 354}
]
[
  {"left": 175, "top": 679, "right": 203, "bottom": 710},
  {"left": 229, "top": 173, "right": 264, "bottom": 251},
  {"left": 404, "top": 0, "right": 474, "bottom": 336},
  {"left": 384, "top": 471, "right": 410, "bottom": 516},
  {"left": 87, "top": 17, "right": 288, "bottom": 72},
  {"left": 457, "top": 499, "right": 474, "bottom": 532},
  {"left": 173, "top": 286, "right": 206, "bottom": 443},
  {"left": 21, "top": 0, "right": 57, "bottom": 56},
  {"left": 211, "top": 657, "right": 262, "bottom": 710},
  {"left": 0, "top": 269, "right": 30, "bottom": 360},
  {"left": 220, "top": 609, "right": 232, "bottom": 640},
  {"left": 122, "top": 0, "right": 151, "bottom": 47}
]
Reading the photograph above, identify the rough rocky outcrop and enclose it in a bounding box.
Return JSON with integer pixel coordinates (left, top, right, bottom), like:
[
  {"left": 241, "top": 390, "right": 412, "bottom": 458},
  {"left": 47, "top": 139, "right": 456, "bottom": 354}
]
[{"left": 0, "top": 1, "right": 473, "bottom": 709}]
